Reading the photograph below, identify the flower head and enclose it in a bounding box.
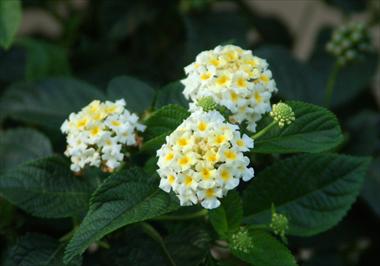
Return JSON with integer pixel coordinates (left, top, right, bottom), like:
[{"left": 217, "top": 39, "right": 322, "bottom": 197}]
[
  {"left": 157, "top": 110, "right": 254, "bottom": 209},
  {"left": 182, "top": 45, "right": 277, "bottom": 132},
  {"left": 270, "top": 102, "right": 295, "bottom": 128},
  {"left": 270, "top": 205, "right": 289, "bottom": 240},
  {"left": 231, "top": 228, "right": 253, "bottom": 253},
  {"left": 326, "top": 21, "right": 372, "bottom": 66},
  {"left": 61, "top": 99, "right": 145, "bottom": 172}
]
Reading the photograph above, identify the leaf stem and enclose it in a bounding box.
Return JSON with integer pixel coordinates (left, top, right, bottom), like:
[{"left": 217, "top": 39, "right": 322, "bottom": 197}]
[
  {"left": 324, "top": 61, "right": 340, "bottom": 107},
  {"left": 153, "top": 209, "right": 208, "bottom": 221},
  {"left": 251, "top": 121, "right": 277, "bottom": 140},
  {"left": 141, "top": 222, "right": 177, "bottom": 266}
]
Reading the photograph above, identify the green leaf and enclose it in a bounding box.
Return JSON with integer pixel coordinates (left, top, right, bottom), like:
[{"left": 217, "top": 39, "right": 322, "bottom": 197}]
[
  {"left": 0, "top": 128, "right": 53, "bottom": 172},
  {"left": 143, "top": 104, "right": 189, "bottom": 140},
  {"left": 154, "top": 81, "right": 188, "bottom": 109},
  {"left": 63, "top": 167, "right": 179, "bottom": 263},
  {"left": 255, "top": 46, "right": 325, "bottom": 105},
  {"left": 209, "top": 191, "right": 243, "bottom": 239},
  {"left": 230, "top": 228, "right": 297, "bottom": 266},
  {"left": 5, "top": 233, "right": 81, "bottom": 266},
  {"left": 254, "top": 101, "right": 343, "bottom": 154},
  {"left": 0, "top": 78, "right": 105, "bottom": 129},
  {"left": 0, "top": 0, "right": 21, "bottom": 49},
  {"left": 361, "top": 157, "right": 380, "bottom": 217},
  {"left": 141, "top": 132, "right": 170, "bottom": 154},
  {"left": 243, "top": 154, "right": 371, "bottom": 236},
  {"left": 0, "top": 156, "right": 95, "bottom": 218},
  {"left": 107, "top": 75, "right": 155, "bottom": 113},
  {"left": 18, "top": 38, "right": 71, "bottom": 81}
]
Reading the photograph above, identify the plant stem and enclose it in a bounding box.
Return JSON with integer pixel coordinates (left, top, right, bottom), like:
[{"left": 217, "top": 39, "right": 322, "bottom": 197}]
[
  {"left": 251, "top": 121, "right": 276, "bottom": 140},
  {"left": 154, "top": 209, "right": 208, "bottom": 221},
  {"left": 141, "top": 222, "right": 176, "bottom": 266},
  {"left": 324, "top": 61, "right": 340, "bottom": 107}
]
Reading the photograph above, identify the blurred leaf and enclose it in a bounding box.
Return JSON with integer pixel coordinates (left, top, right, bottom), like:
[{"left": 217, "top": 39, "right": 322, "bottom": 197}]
[
  {"left": 0, "top": 0, "right": 21, "bottom": 49},
  {"left": 309, "top": 28, "right": 378, "bottom": 107},
  {"left": 209, "top": 191, "right": 243, "bottom": 239},
  {"left": 107, "top": 75, "right": 155, "bottom": 113},
  {"left": 5, "top": 233, "right": 81, "bottom": 266},
  {"left": 243, "top": 154, "right": 370, "bottom": 236},
  {"left": 255, "top": 101, "right": 343, "bottom": 153},
  {"left": 361, "top": 157, "right": 380, "bottom": 217},
  {"left": 0, "top": 47, "right": 25, "bottom": 82},
  {"left": 154, "top": 81, "right": 188, "bottom": 109},
  {"left": 64, "top": 167, "right": 179, "bottom": 263},
  {"left": 323, "top": 0, "right": 367, "bottom": 13},
  {"left": 0, "top": 156, "right": 95, "bottom": 218},
  {"left": 0, "top": 78, "right": 105, "bottom": 130},
  {"left": 230, "top": 228, "right": 297, "bottom": 266},
  {"left": 345, "top": 110, "right": 380, "bottom": 155},
  {"left": 255, "top": 45, "right": 324, "bottom": 105},
  {"left": 0, "top": 128, "right": 52, "bottom": 172},
  {"left": 143, "top": 104, "right": 189, "bottom": 140},
  {"left": 184, "top": 11, "right": 248, "bottom": 61},
  {"left": 166, "top": 225, "right": 212, "bottom": 266},
  {"left": 18, "top": 38, "right": 71, "bottom": 81}
]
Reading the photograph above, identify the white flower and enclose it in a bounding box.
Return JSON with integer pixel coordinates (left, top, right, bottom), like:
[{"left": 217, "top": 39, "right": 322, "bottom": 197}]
[
  {"left": 61, "top": 99, "right": 145, "bottom": 172},
  {"left": 182, "top": 45, "right": 277, "bottom": 132},
  {"left": 156, "top": 109, "right": 254, "bottom": 209}
]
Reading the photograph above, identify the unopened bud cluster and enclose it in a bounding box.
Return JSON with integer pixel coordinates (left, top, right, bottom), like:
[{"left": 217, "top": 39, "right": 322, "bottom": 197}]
[
  {"left": 270, "top": 209, "right": 289, "bottom": 239},
  {"left": 231, "top": 228, "right": 253, "bottom": 253},
  {"left": 326, "top": 22, "right": 372, "bottom": 66},
  {"left": 270, "top": 103, "right": 295, "bottom": 128}
]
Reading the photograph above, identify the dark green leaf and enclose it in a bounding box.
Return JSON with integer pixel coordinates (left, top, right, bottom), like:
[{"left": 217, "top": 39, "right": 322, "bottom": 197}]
[
  {"left": 230, "top": 228, "right": 297, "bottom": 266},
  {"left": 0, "top": 156, "right": 95, "bottom": 218},
  {"left": 254, "top": 101, "right": 343, "bottom": 153},
  {"left": 5, "top": 233, "right": 81, "bottom": 266},
  {"left": 154, "top": 81, "right": 188, "bottom": 109},
  {"left": 0, "top": 78, "right": 105, "bottom": 129},
  {"left": 0, "top": 128, "right": 53, "bottom": 172},
  {"left": 63, "top": 167, "right": 179, "bottom": 263},
  {"left": 143, "top": 104, "right": 189, "bottom": 140},
  {"left": 209, "top": 191, "right": 243, "bottom": 239},
  {"left": 361, "top": 157, "right": 380, "bottom": 217},
  {"left": 243, "top": 154, "right": 370, "bottom": 236},
  {"left": 18, "top": 38, "right": 71, "bottom": 81},
  {"left": 0, "top": 0, "right": 21, "bottom": 49},
  {"left": 107, "top": 76, "right": 155, "bottom": 113}
]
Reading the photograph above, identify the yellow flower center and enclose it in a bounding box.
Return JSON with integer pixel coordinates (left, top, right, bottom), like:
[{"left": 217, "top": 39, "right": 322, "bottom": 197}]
[
  {"left": 76, "top": 117, "right": 89, "bottom": 129},
  {"left": 165, "top": 152, "right": 174, "bottom": 161},
  {"left": 200, "top": 72, "right": 212, "bottom": 81},
  {"left": 111, "top": 120, "right": 121, "bottom": 127},
  {"left": 221, "top": 169, "right": 231, "bottom": 181},
  {"left": 224, "top": 150, "right": 237, "bottom": 161},
  {"left": 255, "top": 91, "right": 262, "bottom": 103},
  {"left": 90, "top": 126, "right": 101, "bottom": 137},
  {"left": 206, "top": 188, "right": 215, "bottom": 198},
  {"left": 198, "top": 121, "right": 207, "bottom": 131},
  {"left": 178, "top": 138, "right": 188, "bottom": 147},
  {"left": 215, "top": 135, "right": 226, "bottom": 145},
  {"left": 179, "top": 156, "right": 190, "bottom": 166},
  {"left": 168, "top": 175, "right": 175, "bottom": 185},
  {"left": 236, "top": 139, "right": 245, "bottom": 147},
  {"left": 215, "top": 75, "right": 230, "bottom": 86},
  {"left": 184, "top": 175, "right": 193, "bottom": 186},
  {"left": 230, "top": 91, "right": 239, "bottom": 103},
  {"left": 237, "top": 77, "right": 247, "bottom": 88}
]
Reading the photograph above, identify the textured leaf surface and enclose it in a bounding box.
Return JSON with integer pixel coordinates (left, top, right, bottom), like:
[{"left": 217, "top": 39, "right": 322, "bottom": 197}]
[
  {"left": 254, "top": 101, "right": 343, "bottom": 153},
  {"left": 0, "top": 156, "right": 95, "bottom": 218},
  {"left": 107, "top": 75, "right": 155, "bottom": 113},
  {"left": 243, "top": 154, "right": 370, "bottom": 236},
  {"left": 5, "top": 233, "right": 81, "bottom": 266},
  {"left": 0, "top": 128, "right": 52, "bottom": 172},
  {"left": 0, "top": 0, "right": 21, "bottom": 49},
  {"left": 64, "top": 167, "right": 179, "bottom": 263},
  {"left": 231, "top": 228, "right": 297, "bottom": 266},
  {"left": 209, "top": 191, "right": 243, "bottom": 239},
  {"left": 143, "top": 104, "right": 189, "bottom": 140},
  {"left": 0, "top": 78, "right": 104, "bottom": 129},
  {"left": 154, "top": 81, "right": 188, "bottom": 108}
]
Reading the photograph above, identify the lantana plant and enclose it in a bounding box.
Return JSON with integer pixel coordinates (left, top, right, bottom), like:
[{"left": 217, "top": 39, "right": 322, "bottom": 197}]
[{"left": 0, "top": 44, "right": 371, "bottom": 266}]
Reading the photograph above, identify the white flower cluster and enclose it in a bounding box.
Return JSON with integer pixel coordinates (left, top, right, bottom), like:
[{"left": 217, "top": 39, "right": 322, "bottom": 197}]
[
  {"left": 61, "top": 99, "right": 145, "bottom": 172},
  {"left": 157, "top": 110, "right": 254, "bottom": 209},
  {"left": 182, "top": 45, "right": 277, "bottom": 132}
]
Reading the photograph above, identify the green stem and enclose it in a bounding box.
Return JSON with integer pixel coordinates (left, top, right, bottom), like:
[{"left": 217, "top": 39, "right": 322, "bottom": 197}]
[
  {"left": 141, "top": 222, "right": 176, "bottom": 266},
  {"left": 324, "top": 61, "right": 340, "bottom": 107},
  {"left": 251, "top": 121, "right": 276, "bottom": 140},
  {"left": 153, "top": 209, "right": 208, "bottom": 221}
]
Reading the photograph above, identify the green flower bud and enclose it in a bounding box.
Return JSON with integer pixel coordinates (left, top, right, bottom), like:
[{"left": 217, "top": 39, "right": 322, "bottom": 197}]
[
  {"left": 230, "top": 228, "right": 253, "bottom": 254},
  {"left": 326, "top": 21, "right": 372, "bottom": 66},
  {"left": 197, "top": 96, "right": 218, "bottom": 112},
  {"left": 270, "top": 103, "right": 295, "bottom": 128},
  {"left": 270, "top": 205, "right": 289, "bottom": 239}
]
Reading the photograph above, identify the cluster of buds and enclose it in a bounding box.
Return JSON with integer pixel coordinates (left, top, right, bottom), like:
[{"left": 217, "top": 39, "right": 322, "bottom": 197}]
[
  {"left": 326, "top": 22, "right": 372, "bottom": 66},
  {"left": 270, "top": 102, "right": 295, "bottom": 128},
  {"left": 230, "top": 228, "right": 253, "bottom": 254}
]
